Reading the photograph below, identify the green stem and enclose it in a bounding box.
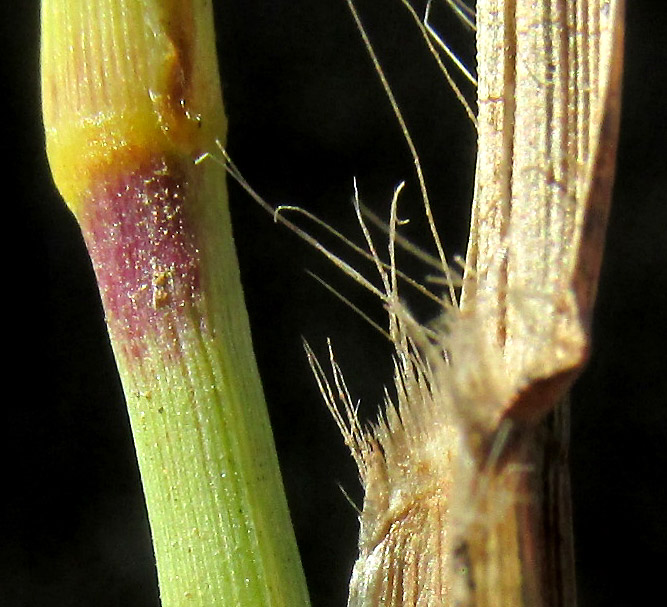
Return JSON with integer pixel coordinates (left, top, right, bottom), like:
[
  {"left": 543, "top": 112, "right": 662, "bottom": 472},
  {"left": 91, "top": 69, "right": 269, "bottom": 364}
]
[{"left": 41, "top": 2, "right": 311, "bottom": 605}]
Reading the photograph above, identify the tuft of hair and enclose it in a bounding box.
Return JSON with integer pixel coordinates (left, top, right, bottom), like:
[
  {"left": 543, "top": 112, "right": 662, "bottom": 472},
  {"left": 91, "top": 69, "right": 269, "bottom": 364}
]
[{"left": 303, "top": 170, "right": 473, "bottom": 605}]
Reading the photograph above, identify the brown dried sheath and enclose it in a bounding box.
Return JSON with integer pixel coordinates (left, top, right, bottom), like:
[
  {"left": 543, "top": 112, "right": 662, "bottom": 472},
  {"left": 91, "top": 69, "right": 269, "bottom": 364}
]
[
  {"left": 462, "top": 0, "right": 625, "bottom": 421},
  {"left": 343, "top": 1, "right": 625, "bottom": 607},
  {"left": 450, "top": 2, "right": 625, "bottom": 607}
]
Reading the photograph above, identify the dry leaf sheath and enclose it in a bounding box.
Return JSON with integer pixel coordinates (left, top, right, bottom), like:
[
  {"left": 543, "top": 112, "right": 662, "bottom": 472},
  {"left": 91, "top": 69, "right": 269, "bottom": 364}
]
[
  {"left": 456, "top": 1, "right": 624, "bottom": 603},
  {"left": 310, "top": 1, "right": 625, "bottom": 606}
]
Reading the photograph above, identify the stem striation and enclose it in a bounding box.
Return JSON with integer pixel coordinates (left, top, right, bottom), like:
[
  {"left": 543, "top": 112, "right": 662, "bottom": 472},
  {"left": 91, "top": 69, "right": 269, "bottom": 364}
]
[{"left": 41, "top": 2, "right": 311, "bottom": 606}]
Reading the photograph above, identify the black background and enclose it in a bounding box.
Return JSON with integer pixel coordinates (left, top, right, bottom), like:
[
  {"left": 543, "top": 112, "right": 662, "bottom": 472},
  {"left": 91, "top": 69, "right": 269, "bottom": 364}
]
[{"left": 4, "top": 1, "right": 667, "bottom": 606}]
